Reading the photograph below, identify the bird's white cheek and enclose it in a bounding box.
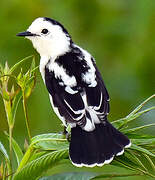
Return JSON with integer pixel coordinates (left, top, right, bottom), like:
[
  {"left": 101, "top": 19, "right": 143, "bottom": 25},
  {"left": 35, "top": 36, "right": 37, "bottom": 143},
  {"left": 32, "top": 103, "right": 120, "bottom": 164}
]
[
  {"left": 29, "top": 38, "right": 42, "bottom": 54},
  {"left": 25, "top": 36, "right": 36, "bottom": 47},
  {"left": 32, "top": 39, "right": 39, "bottom": 50},
  {"left": 25, "top": 36, "right": 31, "bottom": 40},
  {"left": 25, "top": 37, "right": 39, "bottom": 52},
  {"left": 30, "top": 38, "right": 52, "bottom": 57}
]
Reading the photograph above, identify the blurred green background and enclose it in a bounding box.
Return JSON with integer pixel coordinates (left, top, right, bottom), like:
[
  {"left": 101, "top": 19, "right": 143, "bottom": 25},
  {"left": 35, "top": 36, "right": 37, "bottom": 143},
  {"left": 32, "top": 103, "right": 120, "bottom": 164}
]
[{"left": 0, "top": 0, "right": 155, "bottom": 179}]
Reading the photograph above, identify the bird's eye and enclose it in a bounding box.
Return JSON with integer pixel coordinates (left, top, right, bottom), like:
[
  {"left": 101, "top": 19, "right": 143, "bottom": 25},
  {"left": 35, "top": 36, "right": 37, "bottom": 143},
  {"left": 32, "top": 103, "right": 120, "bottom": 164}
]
[{"left": 41, "top": 29, "right": 49, "bottom": 34}]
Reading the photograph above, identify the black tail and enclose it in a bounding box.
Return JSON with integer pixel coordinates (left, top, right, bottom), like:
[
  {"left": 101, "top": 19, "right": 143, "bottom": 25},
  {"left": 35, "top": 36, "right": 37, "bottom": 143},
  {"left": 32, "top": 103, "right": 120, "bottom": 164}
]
[{"left": 69, "top": 121, "right": 131, "bottom": 167}]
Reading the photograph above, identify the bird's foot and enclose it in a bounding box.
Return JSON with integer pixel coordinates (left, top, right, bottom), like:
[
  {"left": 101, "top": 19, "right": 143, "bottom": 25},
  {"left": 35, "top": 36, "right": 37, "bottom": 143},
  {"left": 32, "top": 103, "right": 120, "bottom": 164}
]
[{"left": 63, "top": 126, "right": 71, "bottom": 142}]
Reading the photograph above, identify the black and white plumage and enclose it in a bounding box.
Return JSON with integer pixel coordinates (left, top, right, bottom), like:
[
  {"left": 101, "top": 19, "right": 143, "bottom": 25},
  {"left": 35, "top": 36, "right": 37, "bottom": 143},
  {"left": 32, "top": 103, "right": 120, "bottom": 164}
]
[{"left": 17, "top": 17, "right": 131, "bottom": 167}]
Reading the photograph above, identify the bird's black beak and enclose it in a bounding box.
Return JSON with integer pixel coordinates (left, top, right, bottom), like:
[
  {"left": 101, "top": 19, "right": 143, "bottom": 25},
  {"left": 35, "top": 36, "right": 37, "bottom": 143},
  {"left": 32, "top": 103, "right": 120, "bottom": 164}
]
[{"left": 16, "top": 31, "right": 37, "bottom": 37}]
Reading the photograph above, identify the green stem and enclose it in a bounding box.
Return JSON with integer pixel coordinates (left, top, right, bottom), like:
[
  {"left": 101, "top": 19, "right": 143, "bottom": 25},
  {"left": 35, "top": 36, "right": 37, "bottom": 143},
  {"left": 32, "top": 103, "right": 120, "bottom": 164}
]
[
  {"left": 136, "top": 168, "right": 155, "bottom": 178},
  {"left": 115, "top": 158, "right": 155, "bottom": 179},
  {"left": 3, "top": 100, "right": 13, "bottom": 180},
  {"left": 16, "top": 146, "right": 35, "bottom": 172},
  {"left": 8, "top": 127, "right": 13, "bottom": 180},
  {"left": 3, "top": 162, "right": 7, "bottom": 180},
  {"left": 22, "top": 93, "right": 31, "bottom": 142},
  {"left": 113, "top": 94, "right": 155, "bottom": 125},
  {"left": 7, "top": 160, "right": 12, "bottom": 180},
  {"left": 127, "top": 94, "right": 155, "bottom": 117}
]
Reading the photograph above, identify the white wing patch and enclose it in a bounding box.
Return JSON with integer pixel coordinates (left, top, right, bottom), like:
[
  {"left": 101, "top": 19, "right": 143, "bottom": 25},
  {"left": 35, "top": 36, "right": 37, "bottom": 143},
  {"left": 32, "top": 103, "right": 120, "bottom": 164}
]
[
  {"left": 65, "top": 86, "right": 78, "bottom": 94},
  {"left": 93, "top": 92, "right": 103, "bottom": 111},
  {"left": 64, "top": 99, "right": 84, "bottom": 115},
  {"left": 47, "top": 62, "right": 77, "bottom": 87},
  {"left": 82, "top": 71, "right": 97, "bottom": 87},
  {"left": 81, "top": 93, "right": 100, "bottom": 130},
  {"left": 74, "top": 44, "right": 97, "bottom": 87},
  {"left": 64, "top": 99, "right": 84, "bottom": 121}
]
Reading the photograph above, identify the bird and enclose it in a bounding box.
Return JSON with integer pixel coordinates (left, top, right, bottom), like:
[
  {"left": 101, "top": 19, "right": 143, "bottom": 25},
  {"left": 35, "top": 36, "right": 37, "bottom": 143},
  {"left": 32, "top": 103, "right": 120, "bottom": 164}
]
[{"left": 17, "top": 17, "right": 131, "bottom": 167}]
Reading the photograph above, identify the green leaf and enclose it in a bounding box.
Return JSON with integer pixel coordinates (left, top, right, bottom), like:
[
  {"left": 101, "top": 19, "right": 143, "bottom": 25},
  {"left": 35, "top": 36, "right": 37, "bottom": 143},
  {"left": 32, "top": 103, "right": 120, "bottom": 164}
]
[
  {"left": 31, "top": 133, "right": 66, "bottom": 143},
  {"left": 16, "top": 70, "right": 24, "bottom": 89},
  {"left": 39, "top": 172, "right": 97, "bottom": 180},
  {"left": 66, "top": 124, "right": 71, "bottom": 133},
  {"left": 31, "top": 133, "right": 69, "bottom": 151},
  {"left": 123, "top": 123, "right": 155, "bottom": 134},
  {"left": 130, "top": 144, "right": 155, "bottom": 157},
  {"left": 126, "top": 150, "right": 147, "bottom": 171},
  {"left": 112, "top": 94, "right": 155, "bottom": 128},
  {"left": 24, "top": 76, "right": 36, "bottom": 99},
  {"left": 24, "top": 59, "right": 36, "bottom": 99},
  {"left": 131, "top": 138, "right": 155, "bottom": 146},
  {"left": 112, "top": 152, "right": 155, "bottom": 178},
  {"left": 30, "top": 57, "right": 35, "bottom": 72},
  {"left": 0, "top": 141, "right": 9, "bottom": 160},
  {"left": 10, "top": 55, "right": 34, "bottom": 73},
  {"left": 91, "top": 172, "right": 142, "bottom": 179},
  {"left": 12, "top": 91, "right": 22, "bottom": 126},
  {"left": 31, "top": 65, "right": 39, "bottom": 73},
  {"left": 16, "top": 146, "right": 35, "bottom": 172},
  {"left": 130, "top": 106, "right": 155, "bottom": 121},
  {"left": 143, "top": 154, "right": 155, "bottom": 171},
  {"left": 126, "top": 133, "right": 155, "bottom": 139},
  {"left": 4, "top": 132, "right": 23, "bottom": 166},
  {"left": 1, "top": 89, "right": 10, "bottom": 101},
  {"left": 113, "top": 106, "right": 155, "bottom": 130},
  {"left": 4, "top": 61, "right": 9, "bottom": 74},
  {"left": 16, "top": 133, "right": 68, "bottom": 173},
  {"left": 28, "top": 151, "right": 47, "bottom": 163},
  {"left": 12, "top": 138, "right": 24, "bottom": 166},
  {"left": 127, "top": 94, "right": 155, "bottom": 117},
  {"left": 13, "top": 149, "right": 68, "bottom": 180},
  {"left": 113, "top": 153, "right": 142, "bottom": 171}
]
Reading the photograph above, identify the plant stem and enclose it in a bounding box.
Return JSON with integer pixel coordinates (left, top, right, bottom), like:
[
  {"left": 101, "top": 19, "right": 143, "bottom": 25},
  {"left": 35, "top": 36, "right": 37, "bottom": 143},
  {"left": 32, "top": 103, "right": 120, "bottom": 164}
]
[
  {"left": 137, "top": 168, "right": 155, "bottom": 178},
  {"left": 22, "top": 93, "right": 31, "bottom": 142},
  {"left": 3, "top": 100, "right": 13, "bottom": 180},
  {"left": 16, "top": 146, "right": 35, "bottom": 172},
  {"left": 8, "top": 126, "right": 13, "bottom": 172},
  {"left": 127, "top": 94, "right": 155, "bottom": 117}
]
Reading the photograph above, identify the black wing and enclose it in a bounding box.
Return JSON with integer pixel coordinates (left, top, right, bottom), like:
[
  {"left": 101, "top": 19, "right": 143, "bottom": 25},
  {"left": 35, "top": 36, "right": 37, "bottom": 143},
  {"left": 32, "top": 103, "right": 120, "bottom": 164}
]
[
  {"left": 45, "top": 66, "right": 86, "bottom": 127},
  {"left": 85, "top": 61, "right": 110, "bottom": 120}
]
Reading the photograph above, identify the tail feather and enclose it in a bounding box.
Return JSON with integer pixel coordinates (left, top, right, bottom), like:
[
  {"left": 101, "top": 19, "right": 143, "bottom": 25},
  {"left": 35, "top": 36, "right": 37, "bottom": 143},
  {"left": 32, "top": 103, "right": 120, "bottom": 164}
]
[
  {"left": 95, "top": 123, "right": 123, "bottom": 163},
  {"left": 107, "top": 122, "right": 131, "bottom": 148},
  {"left": 70, "top": 126, "right": 99, "bottom": 166},
  {"left": 69, "top": 126, "right": 83, "bottom": 166},
  {"left": 69, "top": 121, "right": 131, "bottom": 167}
]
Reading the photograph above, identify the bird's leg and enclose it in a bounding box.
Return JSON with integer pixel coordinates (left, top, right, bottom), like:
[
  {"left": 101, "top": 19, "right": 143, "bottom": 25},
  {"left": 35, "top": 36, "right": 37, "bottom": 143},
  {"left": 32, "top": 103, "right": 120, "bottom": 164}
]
[
  {"left": 63, "top": 126, "right": 71, "bottom": 142},
  {"left": 63, "top": 126, "right": 67, "bottom": 135}
]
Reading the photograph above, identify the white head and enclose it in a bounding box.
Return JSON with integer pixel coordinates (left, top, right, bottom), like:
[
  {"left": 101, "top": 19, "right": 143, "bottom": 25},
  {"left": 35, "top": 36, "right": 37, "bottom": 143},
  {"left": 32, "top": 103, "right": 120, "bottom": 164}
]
[{"left": 17, "top": 17, "right": 72, "bottom": 58}]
